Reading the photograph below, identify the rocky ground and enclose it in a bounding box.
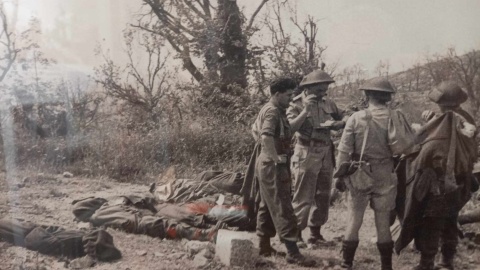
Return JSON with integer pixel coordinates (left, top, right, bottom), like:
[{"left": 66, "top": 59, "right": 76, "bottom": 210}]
[{"left": 1, "top": 170, "right": 479, "bottom": 270}]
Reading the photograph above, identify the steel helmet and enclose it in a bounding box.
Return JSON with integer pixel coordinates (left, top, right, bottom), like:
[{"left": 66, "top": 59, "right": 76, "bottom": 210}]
[
  {"left": 428, "top": 81, "right": 467, "bottom": 106},
  {"left": 359, "top": 77, "right": 396, "bottom": 93},
  {"left": 299, "top": 70, "right": 335, "bottom": 87}
]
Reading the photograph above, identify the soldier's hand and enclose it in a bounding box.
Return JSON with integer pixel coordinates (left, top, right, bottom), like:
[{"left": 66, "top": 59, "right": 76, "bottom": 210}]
[
  {"left": 330, "top": 121, "right": 346, "bottom": 131},
  {"left": 304, "top": 94, "right": 317, "bottom": 114},
  {"left": 421, "top": 110, "right": 435, "bottom": 122},
  {"left": 334, "top": 178, "right": 347, "bottom": 192}
]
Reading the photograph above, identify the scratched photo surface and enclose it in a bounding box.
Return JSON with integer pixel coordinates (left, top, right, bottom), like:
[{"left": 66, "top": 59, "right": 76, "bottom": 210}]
[{"left": 1, "top": 1, "right": 480, "bottom": 269}]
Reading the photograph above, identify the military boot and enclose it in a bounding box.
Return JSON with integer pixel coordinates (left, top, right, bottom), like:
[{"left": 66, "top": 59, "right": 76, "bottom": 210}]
[
  {"left": 412, "top": 253, "right": 435, "bottom": 270},
  {"left": 307, "top": 226, "right": 326, "bottom": 245},
  {"left": 434, "top": 245, "right": 455, "bottom": 270},
  {"left": 340, "top": 240, "right": 359, "bottom": 269},
  {"left": 284, "top": 240, "right": 316, "bottom": 267},
  {"left": 377, "top": 241, "right": 394, "bottom": 270},
  {"left": 258, "top": 236, "right": 286, "bottom": 257},
  {"left": 297, "top": 230, "right": 307, "bottom": 249}
]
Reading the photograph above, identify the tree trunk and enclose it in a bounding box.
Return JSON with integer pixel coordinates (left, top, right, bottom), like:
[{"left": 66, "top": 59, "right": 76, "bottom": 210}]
[{"left": 217, "top": 0, "right": 247, "bottom": 93}]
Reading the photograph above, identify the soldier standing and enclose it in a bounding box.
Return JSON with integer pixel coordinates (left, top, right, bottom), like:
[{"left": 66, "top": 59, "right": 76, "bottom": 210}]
[
  {"left": 287, "top": 70, "right": 347, "bottom": 247},
  {"left": 251, "top": 78, "right": 316, "bottom": 267},
  {"left": 336, "top": 78, "right": 415, "bottom": 270},
  {"left": 395, "top": 81, "right": 477, "bottom": 270}
]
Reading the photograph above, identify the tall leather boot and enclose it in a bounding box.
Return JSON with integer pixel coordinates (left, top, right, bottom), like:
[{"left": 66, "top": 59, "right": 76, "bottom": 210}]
[
  {"left": 413, "top": 253, "right": 435, "bottom": 270},
  {"left": 284, "top": 240, "right": 316, "bottom": 267},
  {"left": 414, "top": 217, "right": 443, "bottom": 270},
  {"left": 340, "top": 240, "right": 359, "bottom": 269},
  {"left": 258, "top": 236, "right": 286, "bottom": 257},
  {"left": 434, "top": 244, "right": 455, "bottom": 270},
  {"left": 307, "top": 226, "right": 325, "bottom": 244},
  {"left": 377, "top": 241, "right": 394, "bottom": 270}
]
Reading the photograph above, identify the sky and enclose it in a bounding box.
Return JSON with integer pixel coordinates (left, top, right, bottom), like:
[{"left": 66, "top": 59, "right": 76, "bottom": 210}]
[{"left": 5, "top": 0, "right": 480, "bottom": 79}]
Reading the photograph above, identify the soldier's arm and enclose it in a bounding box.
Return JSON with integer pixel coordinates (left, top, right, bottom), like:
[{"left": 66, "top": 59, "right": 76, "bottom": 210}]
[
  {"left": 288, "top": 109, "right": 308, "bottom": 133},
  {"left": 329, "top": 101, "right": 348, "bottom": 130},
  {"left": 261, "top": 135, "right": 283, "bottom": 163},
  {"left": 287, "top": 97, "right": 314, "bottom": 133},
  {"left": 336, "top": 114, "right": 356, "bottom": 164},
  {"left": 260, "top": 109, "right": 284, "bottom": 163}
]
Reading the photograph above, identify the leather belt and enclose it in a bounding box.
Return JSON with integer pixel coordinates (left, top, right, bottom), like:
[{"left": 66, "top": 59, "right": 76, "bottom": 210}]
[
  {"left": 352, "top": 155, "right": 392, "bottom": 164},
  {"left": 297, "top": 137, "right": 330, "bottom": 147}
]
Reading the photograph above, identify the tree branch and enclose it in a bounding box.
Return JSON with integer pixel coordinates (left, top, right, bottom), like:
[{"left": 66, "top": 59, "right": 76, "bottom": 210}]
[{"left": 247, "top": 0, "right": 268, "bottom": 32}]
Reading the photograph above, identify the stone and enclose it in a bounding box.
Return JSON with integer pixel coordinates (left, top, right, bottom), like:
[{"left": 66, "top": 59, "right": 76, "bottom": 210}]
[
  {"left": 185, "top": 241, "right": 212, "bottom": 256},
  {"left": 192, "top": 254, "right": 209, "bottom": 269},
  {"left": 63, "top": 172, "right": 73, "bottom": 178},
  {"left": 197, "top": 248, "right": 214, "bottom": 260},
  {"left": 154, "top": 252, "right": 165, "bottom": 257},
  {"left": 215, "top": 229, "right": 257, "bottom": 267},
  {"left": 69, "top": 255, "right": 95, "bottom": 269},
  {"left": 136, "top": 250, "right": 147, "bottom": 256},
  {"left": 76, "top": 222, "right": 90, "bottom": 230},
  {"left": 167, "top": 252, "right": 186, "bottom": 260}
]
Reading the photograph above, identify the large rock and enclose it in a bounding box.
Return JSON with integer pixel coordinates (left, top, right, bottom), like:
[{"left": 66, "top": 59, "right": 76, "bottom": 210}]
[{"left": 215, "top": 229, "right": 258, "bottom": 267}]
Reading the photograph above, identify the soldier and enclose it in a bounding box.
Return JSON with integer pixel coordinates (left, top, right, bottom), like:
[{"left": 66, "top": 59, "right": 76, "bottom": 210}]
[
  {"left": 287, "top": 69, "right": 347, "bottom": 247},
  {"left": 335, "top": 78, "right": 415, "bottom": 270},
  {"left": 395, "top": 81, "right": 477, "bottom": 270},
  {"left": 251, "top": 77, "right": 316, "bottom": 267}
]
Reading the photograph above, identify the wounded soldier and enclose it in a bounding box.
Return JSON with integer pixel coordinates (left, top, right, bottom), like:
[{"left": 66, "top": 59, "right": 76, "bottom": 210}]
[
  {"left": 0, "top": 217, "right": 121, "bottom": 261},
  {"left": 72, "top": 195, "right": 248, "bottom": 242}
]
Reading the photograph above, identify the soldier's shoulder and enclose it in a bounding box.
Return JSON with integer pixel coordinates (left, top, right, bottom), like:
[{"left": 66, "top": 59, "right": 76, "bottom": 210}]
[{"left": 350, "top": 110, "right": 367, "bottom": 119}]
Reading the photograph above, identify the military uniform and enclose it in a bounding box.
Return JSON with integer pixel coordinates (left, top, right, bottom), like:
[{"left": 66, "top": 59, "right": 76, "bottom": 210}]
[
  {"left": 253, "top": 101, "right": 298, "bottom": 242},
  {"left": 336, "top": 78, "right": 415, "bottom": 270},
  {"left": 287, "top": 92, "right": 345, "bottom": 231},
  {"left": 338, "top": 107, "right": 398, "bottom": 213},
  {"left": 395, "top": 81, "right": 477, "bottom": 270}
]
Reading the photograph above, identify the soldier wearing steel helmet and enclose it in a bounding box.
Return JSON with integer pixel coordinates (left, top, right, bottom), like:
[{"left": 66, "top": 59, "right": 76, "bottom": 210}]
[
  {"left": 286, "top": 69, "right": 347, "bottom": 248},
  {"left": 335, "top": 77, "right": 416, "bottom": 270},
  {"left": 395, "top": 81, "right": 477, "bottom": 270}
]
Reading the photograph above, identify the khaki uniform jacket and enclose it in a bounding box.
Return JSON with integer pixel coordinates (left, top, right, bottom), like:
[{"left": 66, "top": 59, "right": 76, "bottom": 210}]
[{"left": 287, "top": 92, "right": 345, "bottom": 142}]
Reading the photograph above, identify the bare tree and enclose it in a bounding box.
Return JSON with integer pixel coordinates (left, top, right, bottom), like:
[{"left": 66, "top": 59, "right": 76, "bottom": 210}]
[
  {"left": 0, "top": 2, "right": 18, "bottom": 82},
  {"left": 95, "top": 28, "right": 176, "bottom": 125},
  {"left": 335, "top": 63, "right": 367, "bottom": 96},
  {"left": 424, "top": 48, "right": 480, "bottom": 116},
  {"left": 374, "top": 59, "right": 390, "bottom": 78},
  {"left": 134, "top": 0, "right": 268, "bottom": 92},
  {"left": 256, "top": 0, "right": 327, "bottom": 86}
]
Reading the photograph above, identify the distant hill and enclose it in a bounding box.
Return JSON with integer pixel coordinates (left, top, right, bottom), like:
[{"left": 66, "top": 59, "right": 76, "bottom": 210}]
[{"left": 330, "top": 50, "right": 480, "bottom": 124}]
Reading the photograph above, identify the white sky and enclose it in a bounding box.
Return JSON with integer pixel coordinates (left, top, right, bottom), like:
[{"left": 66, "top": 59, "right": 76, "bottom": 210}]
[{"left": 5, "top": 0, "right": 480, "bottom": 78}]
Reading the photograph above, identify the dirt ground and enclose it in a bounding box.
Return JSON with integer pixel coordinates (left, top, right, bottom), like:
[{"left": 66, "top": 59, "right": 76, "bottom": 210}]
[{"left": 1, "top": 171, "right": 479, "bottom": 270}]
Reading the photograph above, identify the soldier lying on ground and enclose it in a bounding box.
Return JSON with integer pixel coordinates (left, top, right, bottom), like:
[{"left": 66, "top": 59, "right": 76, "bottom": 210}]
[
  {"left": 150, "top": 170, "right": 244, "bottom": 204},
  {"left": 0, "top": 217, "right": 121, "bottom": 263},
  {"left": 72, "top": 195, "right": 249, "bottom": 242}
]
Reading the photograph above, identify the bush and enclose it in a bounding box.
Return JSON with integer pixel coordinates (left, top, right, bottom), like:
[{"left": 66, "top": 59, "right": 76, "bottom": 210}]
[{"left": 6, "top": 115, "right": 255, "bottom": 183}]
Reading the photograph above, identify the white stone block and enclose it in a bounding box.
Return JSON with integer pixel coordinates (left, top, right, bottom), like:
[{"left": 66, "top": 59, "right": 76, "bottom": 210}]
[{"left": 215, "top": 229, "right": 258, "bottom": 267}]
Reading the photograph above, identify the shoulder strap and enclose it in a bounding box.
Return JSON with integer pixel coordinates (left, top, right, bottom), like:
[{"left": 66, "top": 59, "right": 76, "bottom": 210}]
[{"left": 359, "top": 109, "right": 372, "bottom": 162}]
